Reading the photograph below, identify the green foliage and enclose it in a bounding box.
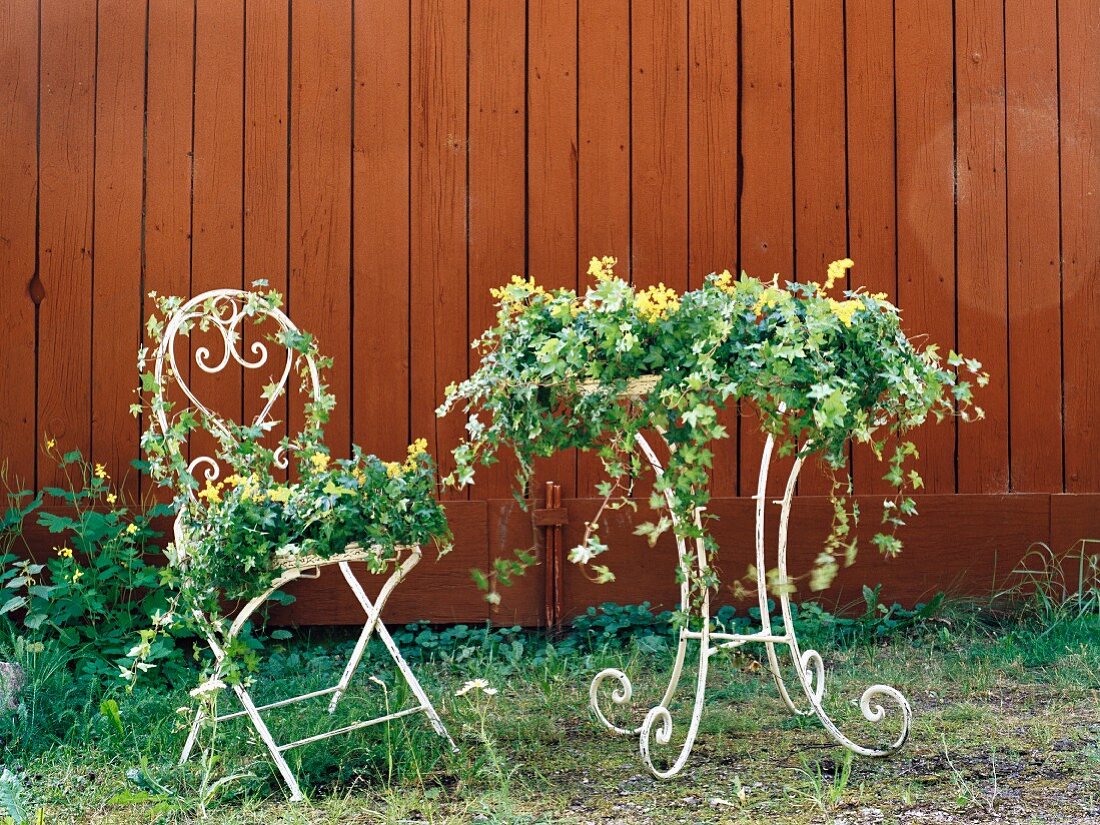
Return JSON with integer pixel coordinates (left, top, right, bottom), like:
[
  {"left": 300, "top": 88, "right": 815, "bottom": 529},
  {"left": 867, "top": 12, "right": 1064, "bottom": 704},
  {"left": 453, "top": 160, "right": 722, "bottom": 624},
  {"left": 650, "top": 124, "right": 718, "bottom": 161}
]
[
  {"left": 439, "top": 258, "right": 988, "bottom": 602},
  {"left": 0, "top": 445, "right": 190, "bottom": 684},
  {"left": 133, "top": 286, "right": 453, "bottom": 685}
]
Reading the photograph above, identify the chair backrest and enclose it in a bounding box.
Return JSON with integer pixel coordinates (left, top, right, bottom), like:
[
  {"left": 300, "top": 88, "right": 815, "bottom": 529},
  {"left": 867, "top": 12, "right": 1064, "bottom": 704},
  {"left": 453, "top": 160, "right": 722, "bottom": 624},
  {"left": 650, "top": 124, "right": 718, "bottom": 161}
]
[{"left": 152, "top": 288, "right": 322, "bottom": 501}]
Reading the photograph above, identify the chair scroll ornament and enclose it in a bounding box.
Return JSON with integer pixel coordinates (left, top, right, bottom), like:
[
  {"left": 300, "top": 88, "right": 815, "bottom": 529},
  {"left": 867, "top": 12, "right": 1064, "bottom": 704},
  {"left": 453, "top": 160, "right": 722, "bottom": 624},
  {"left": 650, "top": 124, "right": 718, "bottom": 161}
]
[{"left": 152, "top": 288, "right": 323, "bottom": 497}]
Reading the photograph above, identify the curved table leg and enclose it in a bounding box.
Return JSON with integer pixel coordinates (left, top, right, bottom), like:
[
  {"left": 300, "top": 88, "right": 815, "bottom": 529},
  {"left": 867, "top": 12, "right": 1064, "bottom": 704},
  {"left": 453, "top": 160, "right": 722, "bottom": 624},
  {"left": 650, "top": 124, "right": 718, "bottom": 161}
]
[
  {"left": 768, "top": 454, "right": 912, "bottom": 756},
  {"left": 587, "top": 431, "right": 713, "bottom": 778},
  {"left": 588, "top": 427, "right": 913, "bottom": 779}
]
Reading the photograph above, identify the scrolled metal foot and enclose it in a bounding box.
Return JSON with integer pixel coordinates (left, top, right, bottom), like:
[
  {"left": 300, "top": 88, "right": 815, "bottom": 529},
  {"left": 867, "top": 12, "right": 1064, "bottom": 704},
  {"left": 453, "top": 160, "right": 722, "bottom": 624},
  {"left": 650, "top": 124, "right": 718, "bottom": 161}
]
[
  {"left": 589, "top": 668, "right": 639, "bottom": 736},
  {"left": 783, "top": 647, "right": 912, "bottom": 757}
]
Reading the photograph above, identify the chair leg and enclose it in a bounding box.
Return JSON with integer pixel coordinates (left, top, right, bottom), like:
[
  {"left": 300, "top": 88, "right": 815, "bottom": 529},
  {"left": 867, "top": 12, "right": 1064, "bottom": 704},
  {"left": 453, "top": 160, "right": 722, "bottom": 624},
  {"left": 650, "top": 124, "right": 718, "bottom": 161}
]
[
  {"left": 179, "top": 707, "right": 205, "bottom": 765},
  {"left": 338, "top": 561, "right": 457, "bottom": 752},
  {"left": 327, "top": 604, "right": 382, "bottom": 714},
  {"left": 232, "top": 683, "right": 304, "bottom": 803},
  {"left": 374, "top": 618, "right": 457, "bottom": 752}
]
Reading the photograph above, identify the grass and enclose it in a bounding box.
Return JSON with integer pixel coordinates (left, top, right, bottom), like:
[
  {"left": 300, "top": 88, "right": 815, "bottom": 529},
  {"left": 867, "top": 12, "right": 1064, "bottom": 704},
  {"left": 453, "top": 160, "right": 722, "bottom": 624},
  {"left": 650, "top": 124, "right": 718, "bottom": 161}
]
[{"left": 2, "top": 600, "right": 1099, "bottom": 824}]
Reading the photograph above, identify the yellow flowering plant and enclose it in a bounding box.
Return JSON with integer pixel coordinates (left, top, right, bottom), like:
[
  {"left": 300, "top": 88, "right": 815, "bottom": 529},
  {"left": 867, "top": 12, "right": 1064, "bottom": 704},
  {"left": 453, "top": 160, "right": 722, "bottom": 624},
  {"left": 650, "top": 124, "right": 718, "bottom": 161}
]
[
  {"left": 440, "top": 257, "right": 987, "bottom": 606},
  {"left": 132, "top": 287, "right": 451, "bottom": 684}
]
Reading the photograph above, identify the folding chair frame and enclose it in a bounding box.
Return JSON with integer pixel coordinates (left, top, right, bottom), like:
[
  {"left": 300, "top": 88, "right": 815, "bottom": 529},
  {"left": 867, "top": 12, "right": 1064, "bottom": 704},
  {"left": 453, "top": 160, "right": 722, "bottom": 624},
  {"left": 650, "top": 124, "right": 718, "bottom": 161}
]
[
  {"left": 178, "top": 545, "right": 456, "bottom": 802},
  {"left": 150, "top": 289, "right": 456, "bottom": 801}
]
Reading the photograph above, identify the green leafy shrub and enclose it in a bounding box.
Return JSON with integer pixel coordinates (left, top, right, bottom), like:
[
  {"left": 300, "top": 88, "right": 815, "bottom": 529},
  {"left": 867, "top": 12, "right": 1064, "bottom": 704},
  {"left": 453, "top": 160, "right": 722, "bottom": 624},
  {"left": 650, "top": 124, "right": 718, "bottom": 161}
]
[{"left": 0, "top": 443, "right": 189, "bottom": 685}]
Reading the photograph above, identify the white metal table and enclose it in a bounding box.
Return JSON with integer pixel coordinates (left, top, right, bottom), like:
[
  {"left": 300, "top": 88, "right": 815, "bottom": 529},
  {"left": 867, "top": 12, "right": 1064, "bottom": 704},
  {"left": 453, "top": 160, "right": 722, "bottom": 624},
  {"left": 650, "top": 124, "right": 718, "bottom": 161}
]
[{"left": 587, "top": 422, "right": 912, "bottom": 779}]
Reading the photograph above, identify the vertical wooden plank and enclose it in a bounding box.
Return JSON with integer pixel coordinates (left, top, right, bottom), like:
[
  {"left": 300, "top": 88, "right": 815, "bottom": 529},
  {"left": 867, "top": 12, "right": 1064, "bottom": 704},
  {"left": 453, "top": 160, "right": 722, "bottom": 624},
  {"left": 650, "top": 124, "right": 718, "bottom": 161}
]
[
  {"left": 1060, "top": 0, "right": 1100, "bottom": 493},
  {"left": 894, "top": 0, "right": 955, "bottom": 494},
  {"left": 353, "top": 0, "right": 409, "bottom": 462},
  {"left": 1005, "top": 0, "right": 1061, "bottom": 492},
  {"left": 576, "top": 0, "right": 630, "bottom": 497},
  {"left": 38, "top": 0, "right": 96, "bottom": 486},
  {"left": 411, "top": 0, "right": 468, "bottom": 495},
  {"left": 190, "top": 0, "right": 243, "bottom": 460},
  {"left": 289, "top": 0, "right": 352, "bottom": 457},
  {"left": 243, "top": 1, "right": 289, "bottom": 447},
  {"left": 143, "top": 0, "right": 193, "bottom": 500},
  {"left": 0, "top": 0, "right": 38, "bottom": 489},
  {"left": 793, "top": 0, "right": 847, "bottom": 496},
  {"left": 738, "top": 1, "right": 794, "bottom": 497},
  {"left": 91, "top": 0, "right": 146, "bottom": 495},
  {"left": 468, "top": 1, "right": 525, "bottom": 498},
  {"left": 688, "top": 0, "right": 739, "bottom": 497},
  {"left": 955, "top": 0, "right": 1008, "bottom": 494},
  {"left": 631, "top": 0, "right": 688, "bottom": 291},
  {"left": 528, "top": 0, "right": 578, "bottom": 498},
  {"left": 846, "top": 0, "right": 897, "bottom": 496}
]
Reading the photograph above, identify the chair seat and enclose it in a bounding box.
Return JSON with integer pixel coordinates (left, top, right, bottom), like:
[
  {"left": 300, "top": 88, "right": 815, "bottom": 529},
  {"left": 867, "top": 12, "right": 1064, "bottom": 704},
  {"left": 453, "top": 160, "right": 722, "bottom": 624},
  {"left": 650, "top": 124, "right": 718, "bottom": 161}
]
[{"left": 271, "top": 543, "right": 420, "bottom": 573}]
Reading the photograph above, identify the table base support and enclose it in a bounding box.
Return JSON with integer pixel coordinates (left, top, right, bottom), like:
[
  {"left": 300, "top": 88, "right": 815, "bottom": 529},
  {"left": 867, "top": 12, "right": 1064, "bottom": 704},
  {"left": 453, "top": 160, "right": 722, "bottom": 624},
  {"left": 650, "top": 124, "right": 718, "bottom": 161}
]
[{"left": 588, "top": 430, "right": 912, "bottom": 779}]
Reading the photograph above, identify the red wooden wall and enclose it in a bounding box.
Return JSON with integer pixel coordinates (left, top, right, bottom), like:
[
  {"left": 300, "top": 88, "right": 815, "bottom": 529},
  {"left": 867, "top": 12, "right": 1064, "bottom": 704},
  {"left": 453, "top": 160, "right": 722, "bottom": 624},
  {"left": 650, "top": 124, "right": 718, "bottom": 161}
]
[{"left": 1, "top": 1, "right": 1097, "bottom": 624}]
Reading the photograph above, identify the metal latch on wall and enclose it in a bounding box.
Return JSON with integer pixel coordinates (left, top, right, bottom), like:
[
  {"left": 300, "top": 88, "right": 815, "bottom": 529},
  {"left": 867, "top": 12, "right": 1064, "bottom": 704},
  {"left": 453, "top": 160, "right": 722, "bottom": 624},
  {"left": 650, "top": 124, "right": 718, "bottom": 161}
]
[{"left": 532, "top": 481, "right": 566, "bottom": 628}]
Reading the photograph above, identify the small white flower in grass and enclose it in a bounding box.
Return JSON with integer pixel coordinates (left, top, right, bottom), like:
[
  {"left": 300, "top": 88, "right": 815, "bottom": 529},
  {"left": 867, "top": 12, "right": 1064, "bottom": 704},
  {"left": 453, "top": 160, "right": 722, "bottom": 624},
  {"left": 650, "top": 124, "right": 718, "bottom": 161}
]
[
  {"left": 482, "top": 688, "right": 498, "bottom": 696},
  {"left": 455, "top": 678, "right": 492, "bottom": 697},
  {"left": 189, "top": 678, "right": 227, "bottom": 698}
]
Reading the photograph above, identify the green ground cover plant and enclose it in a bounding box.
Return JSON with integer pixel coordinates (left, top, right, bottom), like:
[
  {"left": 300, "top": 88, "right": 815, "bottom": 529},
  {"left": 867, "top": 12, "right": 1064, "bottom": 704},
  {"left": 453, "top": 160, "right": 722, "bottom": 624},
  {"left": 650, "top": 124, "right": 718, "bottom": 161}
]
[{"left": 0, "top": 587, "right": 1096, "bottom": 823}]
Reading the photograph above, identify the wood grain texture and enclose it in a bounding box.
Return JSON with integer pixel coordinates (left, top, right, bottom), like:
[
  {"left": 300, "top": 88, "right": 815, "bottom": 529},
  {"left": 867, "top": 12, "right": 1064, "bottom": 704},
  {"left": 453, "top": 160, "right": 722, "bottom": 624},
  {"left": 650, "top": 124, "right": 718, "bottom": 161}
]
[
  {"left": 528, "top": 0, "right": 579, "bottom": 498},
  {"left": 467, "top": 1, "right": 525, "bottom": 498},
  {"left": 1059, "top": 0, "right": 1100, "bottom": 493},
  {"left": 631, "top": 0, "right": 688, "bottom": 291},
  {"left": 92, "top": 0, "right": 146, "bottom": 495},
  {"left": 37, "top": 0, "right": 96, "bottom": 485},
  {"left": 142, "top": 0, "right": 194, "bottom": 501},
  {"left": 793, "top": 0, "right": 847, "bottom": 497},
  {"left": 487, "top": 498, "right": 544, "bottom": 626},
  {"left": 955, "top": 0, "right": 1008, "bottom": 493},
  {"left": 243, "top": 0, "right": 290, "bottom": 467},
  {"left": 1004, "top": 0, "right": 1061, "bottom": 493},
  {"left": 688, "top": 0, "right": 738, "bottom": 497},
  {"left": 557, "top": 494, "right": 1051, "bottom": 617},
  {"left": 894, "top": 0, "right": 956, "bottom": 494},
  {"left": 576, "top": 0, "right": 631, "bottom": 497},
  {"left": 845, "top": 0, "right": 898, "bottom": 496},
  {"left": 411, "top": 0, "right": 467, "bottom": 496},
  {"left": 190, "top": 0, "right": 244, "bottom": 466},
  {"left": 353, "top": 0, "right": 410, "bottom": 462},
  {"left": 289, "top": 0, "right": 352, "bottom": 459},
  {"left": 1049, "top": 495, "right": 1100, "bottom": 557},
  {"left": 0, "top": 0, "right": 38, "bottom": 489},
  {"left": 739, "top": 1, "right": 794, "bottom": 498}
]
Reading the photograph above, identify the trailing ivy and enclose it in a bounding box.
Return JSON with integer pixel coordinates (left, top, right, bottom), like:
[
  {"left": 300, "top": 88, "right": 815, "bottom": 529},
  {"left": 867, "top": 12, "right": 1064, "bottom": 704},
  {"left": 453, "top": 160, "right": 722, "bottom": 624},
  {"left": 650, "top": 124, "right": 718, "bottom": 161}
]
[
  {"left": 438, "top": 258, "right": 987, "bottom": 604},
  {"left": 130, "top": 286, "right": 452, "bottom": 685}
]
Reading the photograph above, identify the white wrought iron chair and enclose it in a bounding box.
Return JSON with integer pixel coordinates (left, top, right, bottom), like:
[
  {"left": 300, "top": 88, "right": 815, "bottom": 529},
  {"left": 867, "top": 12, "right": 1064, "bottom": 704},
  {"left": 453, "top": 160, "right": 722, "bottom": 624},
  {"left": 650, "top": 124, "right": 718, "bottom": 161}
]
[{"left": 152, "top": 288, "right": 455, "bottom": 801}]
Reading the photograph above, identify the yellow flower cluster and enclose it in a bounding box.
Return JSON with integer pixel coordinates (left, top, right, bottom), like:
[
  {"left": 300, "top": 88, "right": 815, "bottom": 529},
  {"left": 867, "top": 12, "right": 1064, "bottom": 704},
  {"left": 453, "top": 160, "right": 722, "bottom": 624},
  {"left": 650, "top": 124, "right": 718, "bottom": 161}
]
[
  {"left": 267, "top": 485, "right": 292, "bottom": 503},
  {"left": 827, "top": 298, "right": 862, "bottom": 327},
  {"left": 635, "top": 282, "right": 681, "bottom": 322},
  {"left": 310, "top": 453, "right": 330, "bottom": 472},
  {"left": 56, "top": 546, "right": 73, "bottom": 559},
  {"left": 751, "top": 285, "right": 786, "bottom": 316},
  {"left": 824, "top": 258, "right": 854, "bottom": 291},
  {"left": 386, "top": 437, "right": 430, "bottom": 479},
  {"left": 490, "top": 275, "right": 546, "bottom": 301},
  {"left": 94, "top": 463, "right": 109, "bottom": 480},
  {"left": 197, "top": 479, "right": 223, "bottom": 504},
  {"left": 586, "top": 256, "right": 618, "bottom": 282},
  {"left": 224, "top": 473, "right": 263, "bottom": 502},
  {"left": 712, "top": 269, "right": 736, "bottom": 294}
]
